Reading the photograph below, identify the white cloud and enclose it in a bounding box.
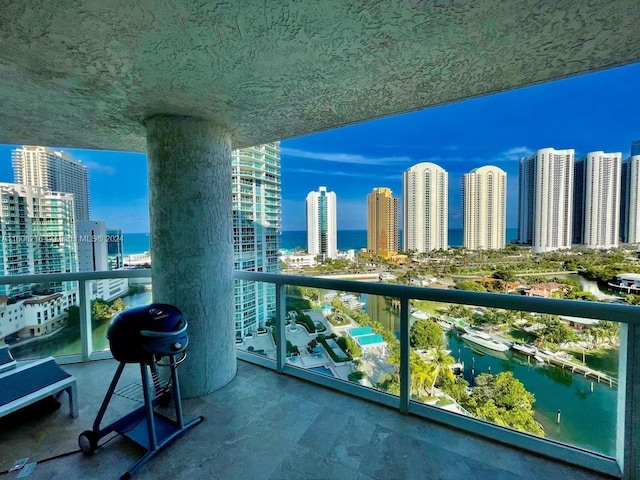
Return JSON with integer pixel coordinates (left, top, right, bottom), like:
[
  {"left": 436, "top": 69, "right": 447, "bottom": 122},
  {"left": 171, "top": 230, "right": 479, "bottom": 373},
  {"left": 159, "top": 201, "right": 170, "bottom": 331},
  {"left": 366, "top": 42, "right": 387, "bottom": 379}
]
[
  {"left": 281, "top": 148, "right": 412, "bottom": 165},
  {"left": 494, "top": 146, "right": 534, "bottom": 162},
  {"left": 285, "top": 167, "right": 392, "bottom": 179},
  {"left": 84, "top": 161, "right": 116, "bottom": 175}
]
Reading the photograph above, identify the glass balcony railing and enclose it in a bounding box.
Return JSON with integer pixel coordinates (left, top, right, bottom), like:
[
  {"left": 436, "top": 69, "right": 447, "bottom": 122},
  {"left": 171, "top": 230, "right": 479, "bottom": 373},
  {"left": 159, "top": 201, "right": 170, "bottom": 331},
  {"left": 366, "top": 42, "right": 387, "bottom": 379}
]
[
  {"left": 0, "top": 270, "right": 151, "bottom": 363},
  {"left": 233, "top": 271, "right": 639, "bottom": 480},
  {"left": 0, "top": 269, "right": 637, "bottom": 478}
]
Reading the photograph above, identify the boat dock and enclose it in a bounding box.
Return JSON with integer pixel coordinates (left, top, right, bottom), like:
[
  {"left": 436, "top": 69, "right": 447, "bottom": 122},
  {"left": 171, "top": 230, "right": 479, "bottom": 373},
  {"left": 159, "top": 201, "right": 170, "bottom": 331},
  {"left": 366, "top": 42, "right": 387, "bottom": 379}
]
[{"left": 537, "top": 353, "right": 618, "bottom": 388}]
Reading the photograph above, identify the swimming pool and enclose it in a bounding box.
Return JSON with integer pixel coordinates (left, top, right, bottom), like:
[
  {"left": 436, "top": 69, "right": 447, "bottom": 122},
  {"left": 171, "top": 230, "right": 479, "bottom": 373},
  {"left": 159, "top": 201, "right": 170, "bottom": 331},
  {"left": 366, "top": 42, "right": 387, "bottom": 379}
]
[
  {"left": 309, "top": 366, "right": 335, "bottom": 377},
  {"left": 358, "top": 333, "right": 385, "bottom": 346}
]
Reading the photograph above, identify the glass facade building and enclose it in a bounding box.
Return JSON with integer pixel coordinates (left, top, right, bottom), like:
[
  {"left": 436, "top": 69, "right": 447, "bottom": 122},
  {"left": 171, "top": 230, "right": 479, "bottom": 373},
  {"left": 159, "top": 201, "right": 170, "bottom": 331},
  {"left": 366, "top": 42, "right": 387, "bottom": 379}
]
[{"left": 232, "top": 143, "right": 281, "bottom": 338}]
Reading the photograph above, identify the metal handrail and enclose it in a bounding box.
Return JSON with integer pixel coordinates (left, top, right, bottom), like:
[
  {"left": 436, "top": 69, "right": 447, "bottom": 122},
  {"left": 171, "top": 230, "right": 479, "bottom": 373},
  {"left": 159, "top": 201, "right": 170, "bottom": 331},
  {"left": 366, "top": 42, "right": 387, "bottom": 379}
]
[{"left": 234, "top": 271, "right": 640, "bottom": 325}]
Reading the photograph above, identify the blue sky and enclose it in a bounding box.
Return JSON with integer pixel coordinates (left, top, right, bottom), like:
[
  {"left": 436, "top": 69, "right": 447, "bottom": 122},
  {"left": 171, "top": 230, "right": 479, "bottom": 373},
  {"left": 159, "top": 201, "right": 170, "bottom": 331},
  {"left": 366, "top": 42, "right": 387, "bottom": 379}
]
[{"left": 1, "top": 62, "right": 639, "bottom": 232}]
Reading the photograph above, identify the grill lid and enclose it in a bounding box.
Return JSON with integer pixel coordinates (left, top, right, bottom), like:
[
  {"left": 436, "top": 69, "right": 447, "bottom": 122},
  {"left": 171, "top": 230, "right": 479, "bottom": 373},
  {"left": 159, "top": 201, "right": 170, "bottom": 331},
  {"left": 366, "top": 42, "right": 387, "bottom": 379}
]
[{"left": 107, "top": 303, "right": 189, "bottom": 363}]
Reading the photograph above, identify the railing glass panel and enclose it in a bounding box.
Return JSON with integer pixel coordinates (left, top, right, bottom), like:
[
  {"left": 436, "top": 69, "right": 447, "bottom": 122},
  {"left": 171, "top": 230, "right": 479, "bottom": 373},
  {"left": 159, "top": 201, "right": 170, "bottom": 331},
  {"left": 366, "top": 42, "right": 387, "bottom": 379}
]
[
  {"left": 234, "top": 281, "right": 277, "bottom": 363},
  {"left": 89, "top": 276, "right": 153, "bottom": 353},
  {"left": 278, "top": 285, "right": 400, "bottom": 395},
  {"left": 3, "top": 281, "right": 81, "bottom": 360},
  {"left": 405, "top": 301, "right": 619, "bottom": 457}
]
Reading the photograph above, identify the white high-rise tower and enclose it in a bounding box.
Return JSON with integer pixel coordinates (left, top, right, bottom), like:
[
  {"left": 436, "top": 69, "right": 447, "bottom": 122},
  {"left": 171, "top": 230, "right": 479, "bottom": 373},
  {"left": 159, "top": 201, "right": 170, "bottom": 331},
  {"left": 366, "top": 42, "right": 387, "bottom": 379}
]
[
  {"left": 581, "top": 151, "right": 621, "bottom": 249},
  {"left": 12, "top": 146, "right": 90, "bottom": 222},
  {"left": 529, "top": 148, "right": 575, "bottom": 253},
  {"left": 403, "top": 162, "right": 448, "bottom": 252},
  {"left": 231, "top": 142, "right": 281, "bottom": 338},
  {"left": 306, "top": 186, "right": 337, "bottom": 260},
  {"left": 462, "top": 166, "right": 506, "bottom": 250}
]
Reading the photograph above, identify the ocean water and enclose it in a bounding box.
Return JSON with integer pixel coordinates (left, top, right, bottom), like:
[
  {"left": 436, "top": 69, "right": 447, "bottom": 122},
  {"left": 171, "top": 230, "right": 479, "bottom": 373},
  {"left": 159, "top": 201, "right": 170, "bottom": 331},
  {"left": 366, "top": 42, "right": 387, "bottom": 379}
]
[
  {"left": 124, "top": 228, "right": 519, "bottom": 255},
  {"left": 123, "top": 233, "right": 151, "bottom": 255},
  {"left": 279, "top": 228, "right": 519, "bottom": 252}
]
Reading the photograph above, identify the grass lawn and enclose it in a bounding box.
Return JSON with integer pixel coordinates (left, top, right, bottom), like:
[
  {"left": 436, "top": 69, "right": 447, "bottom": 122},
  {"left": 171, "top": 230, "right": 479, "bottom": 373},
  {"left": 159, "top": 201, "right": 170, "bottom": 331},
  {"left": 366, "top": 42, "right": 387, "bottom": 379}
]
[
  {"left": 412, "top": 300, "right": 446, "bottom": 316},
  {"left": 502, "top": 328, "right": 537, "bottom": 344}
]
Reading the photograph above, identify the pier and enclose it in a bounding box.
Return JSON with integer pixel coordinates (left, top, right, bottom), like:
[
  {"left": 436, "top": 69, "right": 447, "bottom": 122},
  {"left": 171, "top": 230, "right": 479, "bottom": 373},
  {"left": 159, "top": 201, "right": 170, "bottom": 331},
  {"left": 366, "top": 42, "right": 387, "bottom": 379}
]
[{"left": 538, "top": 353, "right": 618, "bottom": 388}]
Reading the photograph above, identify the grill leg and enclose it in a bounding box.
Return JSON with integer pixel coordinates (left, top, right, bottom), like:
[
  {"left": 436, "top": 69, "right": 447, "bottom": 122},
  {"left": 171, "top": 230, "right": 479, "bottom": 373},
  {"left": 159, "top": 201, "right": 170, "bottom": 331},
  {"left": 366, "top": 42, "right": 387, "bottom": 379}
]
[{"left": 140, "top": 363, "right": 158, "bottom": 452}]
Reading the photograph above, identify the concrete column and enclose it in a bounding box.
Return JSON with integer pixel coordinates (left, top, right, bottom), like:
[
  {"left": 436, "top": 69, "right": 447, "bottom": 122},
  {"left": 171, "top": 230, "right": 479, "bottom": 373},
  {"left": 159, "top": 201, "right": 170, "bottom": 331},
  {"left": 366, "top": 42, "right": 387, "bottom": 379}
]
[{"left": 145, "top": 115, "right": 236, "bottom": 398}]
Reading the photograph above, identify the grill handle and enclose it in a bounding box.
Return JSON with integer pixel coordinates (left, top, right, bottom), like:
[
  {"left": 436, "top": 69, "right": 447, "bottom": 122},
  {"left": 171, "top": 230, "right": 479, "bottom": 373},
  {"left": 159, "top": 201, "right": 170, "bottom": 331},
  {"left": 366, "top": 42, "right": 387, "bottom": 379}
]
[{"left": 139, "top": 321, "right": 188, "bottom": 339}]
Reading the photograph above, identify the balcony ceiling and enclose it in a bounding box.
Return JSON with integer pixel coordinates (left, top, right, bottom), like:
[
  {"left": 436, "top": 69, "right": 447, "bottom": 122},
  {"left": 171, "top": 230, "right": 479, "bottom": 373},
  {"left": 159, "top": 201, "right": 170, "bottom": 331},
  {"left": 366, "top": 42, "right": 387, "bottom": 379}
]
[{"left": 0, "top": 1, "right": 639, "bottom": 152}]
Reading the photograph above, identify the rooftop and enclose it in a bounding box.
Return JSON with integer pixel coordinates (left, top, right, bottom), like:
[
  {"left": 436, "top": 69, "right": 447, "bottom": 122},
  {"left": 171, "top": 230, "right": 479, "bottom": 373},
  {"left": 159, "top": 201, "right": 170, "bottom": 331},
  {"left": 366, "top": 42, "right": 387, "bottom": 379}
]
[{"left": 0, "top": 359, "right": 612, "bottom": 480}]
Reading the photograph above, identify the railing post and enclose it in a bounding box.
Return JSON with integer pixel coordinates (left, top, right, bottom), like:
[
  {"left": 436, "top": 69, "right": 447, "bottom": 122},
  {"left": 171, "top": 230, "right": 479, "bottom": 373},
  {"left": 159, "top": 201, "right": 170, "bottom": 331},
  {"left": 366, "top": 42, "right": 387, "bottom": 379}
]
[
  {"left": 618, "top": 322, "right": 640, "bottom": 480},
  {"left": 275, "top": 283, "right": 287, "bottom": 373},
  {"left": 78, "top": 279, "right": 93, "bottom": 362},
  {"left": 399, "top": 297, "right": 410, "bottom": 414}
]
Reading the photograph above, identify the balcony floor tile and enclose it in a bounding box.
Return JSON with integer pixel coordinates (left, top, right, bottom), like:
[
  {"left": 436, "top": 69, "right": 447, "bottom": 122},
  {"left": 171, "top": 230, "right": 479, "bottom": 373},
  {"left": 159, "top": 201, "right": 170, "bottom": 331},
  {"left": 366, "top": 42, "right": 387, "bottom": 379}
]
[{"left": 0, "top": 359, "right": 614, "bottom": 480}]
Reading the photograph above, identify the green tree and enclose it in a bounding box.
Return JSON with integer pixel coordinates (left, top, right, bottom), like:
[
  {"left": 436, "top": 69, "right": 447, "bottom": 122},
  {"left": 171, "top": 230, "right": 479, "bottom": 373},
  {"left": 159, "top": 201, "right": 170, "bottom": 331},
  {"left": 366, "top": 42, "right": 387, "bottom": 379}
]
[
  {"left": 427, "top": 347, "right": 455, "bottom": 394},
  {"left": 454, "top": 280, "right": 487, "bottom": 292},
  {"left": 337, "top": 335, "right": 362, "bottom": 358},
  {"left": 492, "top": 269, "right": 516, "bottom": 282},
  {"left": 626, "top": 294, "right": 640, "bottom": 305},
  {"left": 436, "top": 376, "right": 470, "bottom": 404},
  {"left": 463, "top": 371, "right": 544, "bottom": 436},
  {"left": 111, "top": 298, "right": 127, "bottom": 313},
  {"left": 567, "top": 290, "right": 598, "bottom": 302},
  {"left": 537, "top": 319, "right": 578, "bottom": 346},
  {"left": 376, "top": 374, "right": 400, "bottom": 396},
  {"left": 409, "top": 319, "right": 445, "bottom": 350},
  {"left": 91, "top": 299, "right": 111, "bottom": 321},
  {"left": 442, "top": 304, "right": 473, "bottom": 320},
  {"left": 67, "top": 305, "right": 80, "bottom": 326}
]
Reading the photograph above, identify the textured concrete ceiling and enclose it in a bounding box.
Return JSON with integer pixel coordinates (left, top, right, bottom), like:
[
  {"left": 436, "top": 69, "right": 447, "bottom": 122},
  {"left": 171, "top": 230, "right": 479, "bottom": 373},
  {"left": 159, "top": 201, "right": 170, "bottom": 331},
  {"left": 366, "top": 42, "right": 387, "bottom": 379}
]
[{"left": 0, "top": 1, "right": 639, "bottom": 152}]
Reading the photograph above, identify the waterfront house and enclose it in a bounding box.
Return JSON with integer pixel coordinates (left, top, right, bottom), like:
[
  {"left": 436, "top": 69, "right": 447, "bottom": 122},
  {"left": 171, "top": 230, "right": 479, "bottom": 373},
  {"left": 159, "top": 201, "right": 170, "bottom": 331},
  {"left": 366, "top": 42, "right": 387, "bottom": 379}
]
[{"left": 524, "top": 282, "right": 566, "bottom": 298}]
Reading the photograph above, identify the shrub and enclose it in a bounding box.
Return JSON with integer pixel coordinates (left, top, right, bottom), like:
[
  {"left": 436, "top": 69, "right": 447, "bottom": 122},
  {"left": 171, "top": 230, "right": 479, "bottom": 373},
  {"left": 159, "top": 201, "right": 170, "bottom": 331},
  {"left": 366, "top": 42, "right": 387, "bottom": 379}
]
[
  {"left": 337, "top": 336, "right": 362, "bottom": 358},
  {"left": 348, "top": 371, "right": 366, "bottom": 382},
  {"left": 316, "top": 336, "right": 351, "bottom": 363},
  {"left": 295, "top": 313, "right": 316, "bottom": 333},
  {"left": 285, "top": 340, "right": 299, "bottom": 355}
]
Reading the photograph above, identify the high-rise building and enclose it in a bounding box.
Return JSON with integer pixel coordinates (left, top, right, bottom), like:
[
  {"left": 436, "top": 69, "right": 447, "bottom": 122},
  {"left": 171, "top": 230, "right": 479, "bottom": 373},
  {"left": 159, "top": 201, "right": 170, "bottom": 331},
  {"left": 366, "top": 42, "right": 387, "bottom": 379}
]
[
  {"left": 107, "top": 228, "right": 124, "bottom": 270},
  {"left": 76, "top": 220, "right": 109, "bottom": 272},
  {"left": 517, "top": 156, "right": 535, "bottom": 244},
  {"left": 232, "top": 142, "right": 280, "bottom": 338},
  {"left": 403, "top": 162, "right": 448, "bottom": 252},
  {"left": 12, "top": 146, "right": 90, "bottom": 222},
  {"left": 0, "top": 183, "right": 78, "bottom": 298},
  {"left": 521, "top": 148, "right": 574, "bottom": 253},
  {"left": 306, "top": 186, "right": 337, "bottom": 260},
  {"left": 580, "top": 151, "right": 621, "bottom": 249},
  {"left": 462, "top": 166, "right": 506, "bottom": 250},
  {"left": 631, "top": 140, "right": 640, "bottom": 157},
  {"left": 621, "top": 154, "right": 640, "bottom": 244},
  {"left": 367, "top": 187, "right": 399, "bottom": 255}
]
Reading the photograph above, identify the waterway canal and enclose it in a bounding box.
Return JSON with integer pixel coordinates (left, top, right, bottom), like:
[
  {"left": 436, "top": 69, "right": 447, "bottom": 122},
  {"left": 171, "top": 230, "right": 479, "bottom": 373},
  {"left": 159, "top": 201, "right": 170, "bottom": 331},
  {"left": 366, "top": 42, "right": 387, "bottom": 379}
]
[
  {"left": 362, "top": 292, "right": 619, "bottom": 457},
  {"left": 10, "top": 291, "right": 153, "bottom": 360}
]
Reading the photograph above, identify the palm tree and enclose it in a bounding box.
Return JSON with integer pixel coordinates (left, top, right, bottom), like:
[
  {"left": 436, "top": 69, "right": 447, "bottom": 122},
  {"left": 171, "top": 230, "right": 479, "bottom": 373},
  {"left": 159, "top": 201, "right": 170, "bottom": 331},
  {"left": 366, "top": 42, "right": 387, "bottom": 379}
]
[{"left": 428, "top": 348, "right": 455, "bottom": 395}]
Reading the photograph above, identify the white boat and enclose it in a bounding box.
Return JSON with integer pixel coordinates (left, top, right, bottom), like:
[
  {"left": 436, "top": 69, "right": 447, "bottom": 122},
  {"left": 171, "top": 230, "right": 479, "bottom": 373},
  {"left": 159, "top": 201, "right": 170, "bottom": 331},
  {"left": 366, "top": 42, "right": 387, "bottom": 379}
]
[
  {"left": 410, "top": 309, "right": 430, "bottom": 320},
  {"left": 534, "top": 354, "right": 546, "bottom": 363},
  {"left": 511, "top": 343, "right": 538, "bottom": 356},
  {"left": 339, "top": 293, "right": 357, "bottom": 302},
  {"left": 461, "top": 332, "right": 510, "bottom": 352},
  {"left": 347, "top": 300, "right": 366, "bottom": 309},
  {"left": 436, "top": 319, "right": 453, "bottom": 330}
]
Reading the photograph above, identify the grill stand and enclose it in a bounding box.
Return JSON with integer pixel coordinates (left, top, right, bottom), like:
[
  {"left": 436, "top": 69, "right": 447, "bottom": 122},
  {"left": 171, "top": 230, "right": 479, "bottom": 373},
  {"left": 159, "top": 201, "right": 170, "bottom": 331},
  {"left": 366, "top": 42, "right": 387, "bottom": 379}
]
[{"left": 79, "top": 355, "right": 204, "bottom": 480}]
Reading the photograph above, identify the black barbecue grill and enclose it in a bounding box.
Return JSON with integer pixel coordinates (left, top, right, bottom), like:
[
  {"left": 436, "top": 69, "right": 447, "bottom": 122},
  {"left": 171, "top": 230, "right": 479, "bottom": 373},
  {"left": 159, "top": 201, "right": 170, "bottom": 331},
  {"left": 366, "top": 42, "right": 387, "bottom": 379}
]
[
  {"left": 107, "top": 304, "right": 189, "bottom": 363},
  {"left": 79, "top": 303, "right": 203, "bottom": 480}
]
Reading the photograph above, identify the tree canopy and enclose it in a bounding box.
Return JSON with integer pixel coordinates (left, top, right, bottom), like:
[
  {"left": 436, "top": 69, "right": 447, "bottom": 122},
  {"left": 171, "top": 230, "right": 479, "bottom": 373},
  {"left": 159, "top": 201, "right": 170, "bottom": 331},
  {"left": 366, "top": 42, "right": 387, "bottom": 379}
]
[
  {"left": 409, "top": 319, "right": 445, "bottom": 350},
  {"left": 462, "top": 371, "right": 544, "bottom": 436}
]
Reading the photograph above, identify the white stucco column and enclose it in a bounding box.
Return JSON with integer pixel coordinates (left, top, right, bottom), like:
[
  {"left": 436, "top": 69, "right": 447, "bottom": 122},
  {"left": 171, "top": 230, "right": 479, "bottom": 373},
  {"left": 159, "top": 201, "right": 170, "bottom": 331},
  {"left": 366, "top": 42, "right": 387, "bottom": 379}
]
[{"left": 145, "top": 115, "right": 236, "bottom": 398}]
